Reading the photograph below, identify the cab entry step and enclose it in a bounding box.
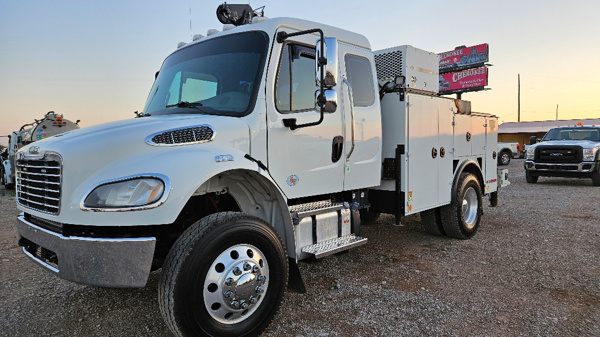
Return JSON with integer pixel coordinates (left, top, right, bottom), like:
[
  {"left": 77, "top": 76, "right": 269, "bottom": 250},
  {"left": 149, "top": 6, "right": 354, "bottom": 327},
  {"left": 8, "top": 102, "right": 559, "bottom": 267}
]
[{"left": 301, "top": 234, "right": 367, "bottom": 259}]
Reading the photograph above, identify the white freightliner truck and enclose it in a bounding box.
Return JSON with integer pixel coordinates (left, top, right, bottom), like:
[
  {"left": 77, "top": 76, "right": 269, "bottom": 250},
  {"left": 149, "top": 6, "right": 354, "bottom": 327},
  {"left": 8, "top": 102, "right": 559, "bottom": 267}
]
[
  {"left": 15, "top": 4, "right": 509, "bottom": 336},
  {"left": 1, "top": 111, "right": 80, "bottom": 189}
]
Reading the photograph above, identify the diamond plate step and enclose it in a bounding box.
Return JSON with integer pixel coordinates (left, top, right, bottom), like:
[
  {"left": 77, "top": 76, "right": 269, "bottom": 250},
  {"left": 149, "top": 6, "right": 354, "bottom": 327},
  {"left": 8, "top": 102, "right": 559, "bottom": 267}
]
[
  {"left": 301, "top": 234, "right": 367, "bottom": 259},
  {"left": 289, "top": 200, "right": 345, "bottom": 219}
]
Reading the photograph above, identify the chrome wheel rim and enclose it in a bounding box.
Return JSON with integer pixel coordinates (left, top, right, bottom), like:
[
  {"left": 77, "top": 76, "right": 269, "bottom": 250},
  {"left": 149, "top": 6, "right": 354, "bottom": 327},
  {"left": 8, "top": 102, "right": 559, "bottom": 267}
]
[
  {"left": 203, "top": 244, "right": 269, "bottom": 324},
  {"left": 462, "top": 187, "right": 478, "bottom": 229}
]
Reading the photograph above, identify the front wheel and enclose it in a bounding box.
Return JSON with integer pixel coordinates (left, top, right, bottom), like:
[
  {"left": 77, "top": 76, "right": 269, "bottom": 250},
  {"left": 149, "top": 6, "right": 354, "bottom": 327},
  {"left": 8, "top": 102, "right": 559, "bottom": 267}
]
[
  {"left": 525, "top": 170, "right": 538, "bottom": 184},
  {"left": 440, "top": 173, "right": 483, "bottom": 239},
  {"left": 592, "top": 167, "right": 600, "bottom": 186},
  {"left": 159, "top": 212, "right": 288, "bottom": 337}
]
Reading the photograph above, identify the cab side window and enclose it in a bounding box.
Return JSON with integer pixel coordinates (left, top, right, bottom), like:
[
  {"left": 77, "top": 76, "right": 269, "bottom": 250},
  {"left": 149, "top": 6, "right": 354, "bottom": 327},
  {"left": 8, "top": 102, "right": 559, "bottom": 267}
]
[
  {"left": 345, "top": 54, "right": 375, "bottom": 107},
  {"left": 275, "top": 44, "right": 319, "bottom": 113}
]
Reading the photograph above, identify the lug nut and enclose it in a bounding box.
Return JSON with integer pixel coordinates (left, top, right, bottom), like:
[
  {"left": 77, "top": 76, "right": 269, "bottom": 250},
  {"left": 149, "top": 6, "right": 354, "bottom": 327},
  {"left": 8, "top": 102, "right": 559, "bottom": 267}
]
[
  {"left": 231, "top": 300, "right": 240, "bottom": 309},
  {"left": 233, "top": 267, "right": 242, "bottom": 276},
  {"left": 255, "top": 286, "right": 263, "bottom": 293},
  {"left": 249, "top": 296, "right": 257, "bottom": 304},
  {"left": 225, "top": 278, "right": 234, "bottom": 286},
  {"left": 224, "top": 290, "right": 233, "bottom": 298},
  {"left": 240, "top": 301, "right": 248, "bottom": 309},
  {"left": 252, "top": 265, "right": 260, "bottom": 273},
  {"left": 243, "top": 262, "right": 251, "bottom": 271}
]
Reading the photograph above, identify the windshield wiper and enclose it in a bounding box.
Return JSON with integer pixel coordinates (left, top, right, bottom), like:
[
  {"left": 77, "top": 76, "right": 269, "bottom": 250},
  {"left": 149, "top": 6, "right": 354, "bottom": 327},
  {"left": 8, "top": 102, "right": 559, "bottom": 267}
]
[{"left": 166, "top": 101, "right": 204, "bottom": 110}]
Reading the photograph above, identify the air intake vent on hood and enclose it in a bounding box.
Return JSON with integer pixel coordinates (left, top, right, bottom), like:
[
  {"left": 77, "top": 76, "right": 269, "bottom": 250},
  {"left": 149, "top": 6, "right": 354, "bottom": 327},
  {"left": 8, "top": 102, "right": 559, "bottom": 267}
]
[{"left": 146, "top": 125, "right": 215, "bottom": 146}]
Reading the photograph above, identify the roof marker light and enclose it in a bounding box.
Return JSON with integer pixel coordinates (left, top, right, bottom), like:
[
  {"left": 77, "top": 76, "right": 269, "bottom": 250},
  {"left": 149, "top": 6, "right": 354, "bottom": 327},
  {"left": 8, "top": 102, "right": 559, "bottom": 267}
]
[
  {"left": 177, "top": 42, "right": 186, "bottom": 48},
  {"left": 207, "top": 29, "right": 219, "bottom": 36},
  {"left": 192, "top": 34, "right": 204, "bottom": 41}
]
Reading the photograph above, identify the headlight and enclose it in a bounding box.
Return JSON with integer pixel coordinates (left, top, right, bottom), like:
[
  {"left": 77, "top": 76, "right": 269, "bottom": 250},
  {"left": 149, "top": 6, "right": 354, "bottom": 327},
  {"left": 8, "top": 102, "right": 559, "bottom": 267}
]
[
  {"left": 84, "top": 177, "right": 165, "bottom": 209},
  {"left": 526, "top": 148, "right": 535, "bottom": 160},
  {"left": 583, "top": 148, "right": 598, "bottom": 161}
]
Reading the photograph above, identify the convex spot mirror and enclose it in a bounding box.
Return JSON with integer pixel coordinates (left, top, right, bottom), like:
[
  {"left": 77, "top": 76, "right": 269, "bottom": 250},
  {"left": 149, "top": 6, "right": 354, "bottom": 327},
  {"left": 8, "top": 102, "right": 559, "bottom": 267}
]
[
  {"left": 315, "top": 89, "right": 337, "bottom": 113},
  {"left": 315, "top": 37, "right": 338, "bottom": 88}
]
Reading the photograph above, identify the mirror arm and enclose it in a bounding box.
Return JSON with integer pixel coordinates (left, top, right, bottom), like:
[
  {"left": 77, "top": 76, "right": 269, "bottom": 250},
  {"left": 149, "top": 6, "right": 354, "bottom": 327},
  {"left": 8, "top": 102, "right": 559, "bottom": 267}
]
[{"left": 277, "top": 29, "right": 326, "bottom": 131}]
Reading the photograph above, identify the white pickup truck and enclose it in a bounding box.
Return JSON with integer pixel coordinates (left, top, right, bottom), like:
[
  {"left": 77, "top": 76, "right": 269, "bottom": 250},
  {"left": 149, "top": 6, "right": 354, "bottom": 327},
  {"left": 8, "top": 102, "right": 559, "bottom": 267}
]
[{"left": 497, "top": 142, "right": 520, "bottom": 165}]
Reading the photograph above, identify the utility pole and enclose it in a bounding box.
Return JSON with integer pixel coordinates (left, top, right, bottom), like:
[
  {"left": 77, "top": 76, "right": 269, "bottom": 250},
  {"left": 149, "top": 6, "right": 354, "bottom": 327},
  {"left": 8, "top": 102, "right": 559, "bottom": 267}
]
[{"left": 518, "top": 74, "right": 521, "bottom": 122}]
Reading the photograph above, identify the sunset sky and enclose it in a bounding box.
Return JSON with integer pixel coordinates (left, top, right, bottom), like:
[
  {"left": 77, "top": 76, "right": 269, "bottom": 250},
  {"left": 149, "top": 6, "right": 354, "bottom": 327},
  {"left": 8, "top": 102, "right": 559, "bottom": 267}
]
[{"left": 2, "top": 0, "right": 599, "bottom": 146}]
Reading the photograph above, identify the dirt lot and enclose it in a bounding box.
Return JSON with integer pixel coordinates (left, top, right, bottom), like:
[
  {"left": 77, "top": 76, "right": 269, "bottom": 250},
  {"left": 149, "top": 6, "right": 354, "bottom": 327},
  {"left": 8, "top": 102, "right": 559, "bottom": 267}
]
[{"left": 1, "top": 159, "right": 599, "bottom": 336}]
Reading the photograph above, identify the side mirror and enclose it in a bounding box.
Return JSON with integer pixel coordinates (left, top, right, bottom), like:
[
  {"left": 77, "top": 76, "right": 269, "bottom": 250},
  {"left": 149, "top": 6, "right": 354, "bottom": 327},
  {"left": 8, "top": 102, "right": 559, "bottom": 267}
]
[
  {"left": 315, "top": 89, "right": 337, "bottom": 113},
  {"left": 316, "top": 37, "right": 338, "bottom": 88},
  {"left": 529, "top": 136, "right": 537, "bottom": 145}
]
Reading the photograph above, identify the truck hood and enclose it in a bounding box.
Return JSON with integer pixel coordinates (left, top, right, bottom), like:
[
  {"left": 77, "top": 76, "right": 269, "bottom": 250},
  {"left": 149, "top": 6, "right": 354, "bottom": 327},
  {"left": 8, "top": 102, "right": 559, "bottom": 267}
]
[
  {"left": 532, "top": 140, "right": 600, "bottom": 149},
  {"left": 18, "top": 114, "right": 251, "bottom": 199},
  {"left": 22, "top": 114, "right": 250, "bottom": 154},
  {"left": 16, "top": 114, "right": 254, "bottom": 224}
]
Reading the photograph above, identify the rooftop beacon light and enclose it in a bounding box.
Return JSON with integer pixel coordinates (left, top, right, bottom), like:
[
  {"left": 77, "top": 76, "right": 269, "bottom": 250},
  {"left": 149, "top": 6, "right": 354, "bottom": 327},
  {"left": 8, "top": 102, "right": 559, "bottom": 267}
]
[{"left": 216, "top": 2, "right": 265, "bottom": 26}]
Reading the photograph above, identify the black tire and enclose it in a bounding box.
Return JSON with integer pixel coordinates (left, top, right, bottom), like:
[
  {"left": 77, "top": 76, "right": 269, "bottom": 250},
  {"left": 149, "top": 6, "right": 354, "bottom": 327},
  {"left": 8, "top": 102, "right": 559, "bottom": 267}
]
[
  {"left": 420, "top": 208, "right": 445, "bottom": 236},
  {"left": 592, "top": 168, "right": 600, "bottom": 186},
  {"left": 489, "top": 191, "right": 498, "bottom": 207},
  {"left": 159, "top": 212, "right": 288, "bottom": 337},
  {"left": 359, "top": 209, "right": 380, "bottom": 224},
  {"left": 498, "top": 150, "right": 511, "bottom": 165},
  {"left": 440, "top": 173, "right": 483, "bottom": 240},
  {"left": 525, "top": 170, "right": 538, "bottom": 184}
]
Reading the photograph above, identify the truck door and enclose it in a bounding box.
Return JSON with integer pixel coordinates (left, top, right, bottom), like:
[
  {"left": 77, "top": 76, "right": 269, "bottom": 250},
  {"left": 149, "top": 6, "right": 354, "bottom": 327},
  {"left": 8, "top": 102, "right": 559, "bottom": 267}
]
[
  {"left": 338, "top": 43, "right": 382, "bottom": 191},
  {"left": 266, "top": 31, "right": 345, "bottom": 199}
]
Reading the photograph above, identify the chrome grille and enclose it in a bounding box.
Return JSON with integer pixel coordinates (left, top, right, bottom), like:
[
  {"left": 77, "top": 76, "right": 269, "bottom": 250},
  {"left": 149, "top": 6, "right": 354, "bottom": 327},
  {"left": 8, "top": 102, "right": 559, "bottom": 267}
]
[
  {"left": 146, "top": 125, "right": 215, "bottom": 146},
  {"left": 16, "top": 157, "right": 62, "bottom": 214}
]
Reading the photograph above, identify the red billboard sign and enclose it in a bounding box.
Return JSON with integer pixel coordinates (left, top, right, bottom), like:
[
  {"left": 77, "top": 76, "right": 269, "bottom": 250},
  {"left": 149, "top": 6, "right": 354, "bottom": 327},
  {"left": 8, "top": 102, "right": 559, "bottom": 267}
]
[
  {"left": 439, "top": 43, "right": 489, "bottom": 72},
  {"left": 439, "top": 66, "right": 488, "bottom": 94}
]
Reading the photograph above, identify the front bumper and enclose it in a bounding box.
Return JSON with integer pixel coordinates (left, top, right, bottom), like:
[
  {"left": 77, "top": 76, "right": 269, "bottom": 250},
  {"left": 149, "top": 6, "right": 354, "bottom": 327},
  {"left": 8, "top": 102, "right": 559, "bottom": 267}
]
[
  {"left": 524, "top": 160, "right": 598, "bottom": 173},
  {"left": 17, "top": 214, "right": 156, "bottom": 288}
]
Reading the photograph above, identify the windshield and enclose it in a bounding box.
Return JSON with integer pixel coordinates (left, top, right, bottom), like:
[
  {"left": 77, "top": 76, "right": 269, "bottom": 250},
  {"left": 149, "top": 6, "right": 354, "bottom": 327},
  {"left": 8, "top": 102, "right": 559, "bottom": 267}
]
[
  {"left": 542, "top": 127, "right": 600, "bottom": 141},
  {"left": 142, "top": 31, "right": 269, "bottom": 117}
]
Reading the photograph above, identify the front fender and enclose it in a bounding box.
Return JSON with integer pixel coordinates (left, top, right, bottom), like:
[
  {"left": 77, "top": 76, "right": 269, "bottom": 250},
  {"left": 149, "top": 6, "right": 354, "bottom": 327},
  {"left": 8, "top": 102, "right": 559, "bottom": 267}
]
[{"left": 29, "top": 145, "right": 271, "bottom": 227}]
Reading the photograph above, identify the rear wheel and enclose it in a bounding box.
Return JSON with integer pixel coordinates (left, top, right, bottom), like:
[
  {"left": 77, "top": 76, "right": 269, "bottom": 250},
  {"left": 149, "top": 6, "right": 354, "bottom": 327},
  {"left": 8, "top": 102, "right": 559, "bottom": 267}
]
[
  {"left": 159, "top": 212, "right": 288, "bottom": 337},
  {"left": 498, "top": 150, "right": 511, "bottom": 165},
  {"left": 420, "top": 208, "right": 445, "bottom": 236},
  {"left": 525, "top": 170, "right": 538, "bottom": 183},
  {"left": 440, "top": 173, "right": 482, "bottom": 239}
]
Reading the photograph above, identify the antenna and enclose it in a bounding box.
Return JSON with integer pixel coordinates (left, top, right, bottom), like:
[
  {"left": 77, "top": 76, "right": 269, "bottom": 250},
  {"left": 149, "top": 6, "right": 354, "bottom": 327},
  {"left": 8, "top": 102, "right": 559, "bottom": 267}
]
[{"left": 189, "top": 2, "right": 192, "bottom": 39}]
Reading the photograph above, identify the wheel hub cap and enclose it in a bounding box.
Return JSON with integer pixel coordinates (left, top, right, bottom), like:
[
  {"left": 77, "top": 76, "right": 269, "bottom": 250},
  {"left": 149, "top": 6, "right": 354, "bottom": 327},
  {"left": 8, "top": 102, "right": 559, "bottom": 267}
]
[
  {"left": 462, "top": 187, "right": 478, "bottom": 229},
  {"left": 204, "top": 244, "right": 268, "bottom": 324}
]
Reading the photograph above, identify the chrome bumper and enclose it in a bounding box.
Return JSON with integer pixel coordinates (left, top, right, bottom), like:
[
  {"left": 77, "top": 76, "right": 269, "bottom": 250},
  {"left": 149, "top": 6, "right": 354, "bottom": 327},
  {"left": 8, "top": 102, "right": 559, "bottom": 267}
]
[
  {"left": 524, "top": 160, "right": 597, "bottom": 173},
  {"left": 17, "top": 214, "right": 156, "bottom": 288}
]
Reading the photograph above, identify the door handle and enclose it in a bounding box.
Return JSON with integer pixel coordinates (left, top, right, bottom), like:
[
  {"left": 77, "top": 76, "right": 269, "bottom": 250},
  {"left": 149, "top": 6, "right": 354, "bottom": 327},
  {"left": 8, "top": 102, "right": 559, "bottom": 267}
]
[{"left": 332, "top": 136, "right": 344, "bottom": 163}]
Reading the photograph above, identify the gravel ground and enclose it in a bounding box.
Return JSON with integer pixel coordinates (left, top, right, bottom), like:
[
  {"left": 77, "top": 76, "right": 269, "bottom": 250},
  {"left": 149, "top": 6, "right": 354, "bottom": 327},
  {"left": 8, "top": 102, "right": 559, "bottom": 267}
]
[{"left": 1, "top": 159, "right": 599, "bottom": 336}]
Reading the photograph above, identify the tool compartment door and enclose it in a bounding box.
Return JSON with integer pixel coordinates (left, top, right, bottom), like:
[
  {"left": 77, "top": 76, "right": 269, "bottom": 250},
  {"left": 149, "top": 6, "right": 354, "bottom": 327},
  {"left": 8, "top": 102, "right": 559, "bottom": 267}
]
[{"left": 405, "top": 94, "right": 453, "bottom": 214}]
